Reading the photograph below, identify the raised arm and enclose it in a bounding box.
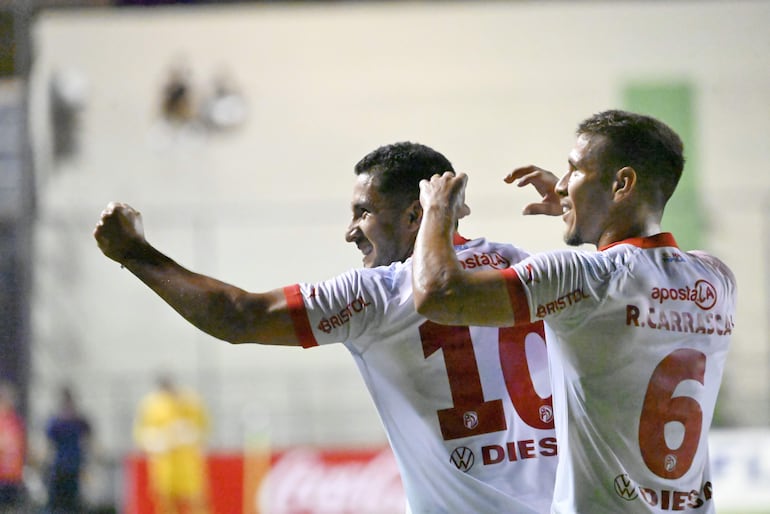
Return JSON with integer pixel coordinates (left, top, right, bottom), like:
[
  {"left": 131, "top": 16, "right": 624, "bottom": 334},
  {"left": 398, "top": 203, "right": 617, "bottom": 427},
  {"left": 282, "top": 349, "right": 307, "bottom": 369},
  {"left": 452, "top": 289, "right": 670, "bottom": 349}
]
[
  {"left": 411, "top": 173, "right": 515, "bottom": 326},
  {"left": 93, "top": 202, "right": 298, "bottom": 345}
]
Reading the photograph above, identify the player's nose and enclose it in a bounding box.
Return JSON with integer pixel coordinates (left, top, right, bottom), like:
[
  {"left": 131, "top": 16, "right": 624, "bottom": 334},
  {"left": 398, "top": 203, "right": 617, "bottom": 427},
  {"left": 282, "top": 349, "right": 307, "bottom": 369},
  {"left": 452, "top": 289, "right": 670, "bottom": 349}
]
[{"left": 345, "top": 222, "right": 359, "bottom": 243}]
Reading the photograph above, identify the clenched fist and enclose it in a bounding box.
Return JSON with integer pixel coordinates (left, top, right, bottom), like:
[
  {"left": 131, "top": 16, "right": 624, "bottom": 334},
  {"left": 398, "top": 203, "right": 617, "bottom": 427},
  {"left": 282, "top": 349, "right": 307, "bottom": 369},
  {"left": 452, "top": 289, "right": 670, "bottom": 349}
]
[
  {"left": 418, "top": 171, "right": 471, "bottom": 222},
  {"left": 93, "top": 202, "right": 146, "bottom": 264}
]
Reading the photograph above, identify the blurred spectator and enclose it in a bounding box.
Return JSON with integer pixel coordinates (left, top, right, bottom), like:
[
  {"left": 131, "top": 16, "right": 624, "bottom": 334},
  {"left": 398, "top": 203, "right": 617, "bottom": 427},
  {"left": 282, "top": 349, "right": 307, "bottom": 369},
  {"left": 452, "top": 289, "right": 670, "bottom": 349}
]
[
  {"left": 49, "top": 69, "right": 89, "bottom": 161},
  {"left": 134, "top": 374, "right": 210, "bottom": 514},
  {"left": 201, "top": 72, "right": 247, "bottom": 131},
  {"left": 0, "top": 381, "right": 26, "bottom": 512},
  {"left": 44, "top": 385, "right": 92, "bottom": 514},
  {"left": 160, "top": 65, "right": 196, "bottom": 126}
]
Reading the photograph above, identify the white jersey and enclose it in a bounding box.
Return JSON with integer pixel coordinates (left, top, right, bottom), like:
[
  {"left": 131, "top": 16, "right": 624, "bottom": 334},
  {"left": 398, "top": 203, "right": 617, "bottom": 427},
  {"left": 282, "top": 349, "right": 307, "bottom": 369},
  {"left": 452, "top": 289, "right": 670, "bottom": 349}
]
[
  {"left": 284, "top": 236, "right": 557, "bottom": 514},
  {"left": 502, "top": 233, "right": 735, "bottom": 513}
]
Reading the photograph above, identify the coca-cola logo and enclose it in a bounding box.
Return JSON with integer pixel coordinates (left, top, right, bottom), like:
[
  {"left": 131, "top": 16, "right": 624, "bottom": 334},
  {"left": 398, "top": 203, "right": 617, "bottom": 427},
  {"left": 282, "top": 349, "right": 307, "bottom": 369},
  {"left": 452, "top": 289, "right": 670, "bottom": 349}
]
[{"left": 254, "top": 448, "right": 405, "bottom": 514}]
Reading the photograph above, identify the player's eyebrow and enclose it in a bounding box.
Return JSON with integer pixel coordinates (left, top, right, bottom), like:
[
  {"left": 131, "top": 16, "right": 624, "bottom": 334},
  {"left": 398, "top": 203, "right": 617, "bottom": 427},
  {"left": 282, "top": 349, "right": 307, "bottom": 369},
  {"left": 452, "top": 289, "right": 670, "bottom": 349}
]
[{"left": 353, "top": 199, "right": 371, "bottom": 209}]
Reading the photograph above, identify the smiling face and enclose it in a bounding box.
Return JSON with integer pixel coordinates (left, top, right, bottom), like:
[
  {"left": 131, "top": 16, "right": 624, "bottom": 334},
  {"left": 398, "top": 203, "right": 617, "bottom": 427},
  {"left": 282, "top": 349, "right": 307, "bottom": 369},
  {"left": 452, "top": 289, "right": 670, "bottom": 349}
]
[
  {"left": 345, "top": 172, "right": 419, "bottom": 268},
  {"left": 556, "top": 133, "right": 616, "bottom": 247}
]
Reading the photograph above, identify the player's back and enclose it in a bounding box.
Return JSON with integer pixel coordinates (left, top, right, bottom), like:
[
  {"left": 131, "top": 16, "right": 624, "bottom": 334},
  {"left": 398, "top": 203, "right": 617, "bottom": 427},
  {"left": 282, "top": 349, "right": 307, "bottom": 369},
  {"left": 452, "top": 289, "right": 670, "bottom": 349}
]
[{"left": 512, "top": 234, "right": 735, "bottom": 513}]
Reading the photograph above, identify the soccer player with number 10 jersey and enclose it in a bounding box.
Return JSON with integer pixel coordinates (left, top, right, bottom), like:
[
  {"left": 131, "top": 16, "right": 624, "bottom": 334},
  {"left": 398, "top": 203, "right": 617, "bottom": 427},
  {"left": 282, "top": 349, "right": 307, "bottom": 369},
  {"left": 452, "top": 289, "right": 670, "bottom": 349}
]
[{"left": 94, "top": 142, "right": 558, "bottom": 513}]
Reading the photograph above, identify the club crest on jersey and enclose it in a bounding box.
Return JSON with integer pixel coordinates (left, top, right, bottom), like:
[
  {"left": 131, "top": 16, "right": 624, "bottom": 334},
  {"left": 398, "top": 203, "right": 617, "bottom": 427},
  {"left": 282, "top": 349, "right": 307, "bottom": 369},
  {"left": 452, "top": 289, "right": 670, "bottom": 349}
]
[
  {"left": 539, "top": 405, "right": 553, "bottom": 424},
  {"left": 463, "top": 411, "right": 479, "bottom": 430},
  {"left": 664, "top": 454, "right": 677, "bottom": 473}
]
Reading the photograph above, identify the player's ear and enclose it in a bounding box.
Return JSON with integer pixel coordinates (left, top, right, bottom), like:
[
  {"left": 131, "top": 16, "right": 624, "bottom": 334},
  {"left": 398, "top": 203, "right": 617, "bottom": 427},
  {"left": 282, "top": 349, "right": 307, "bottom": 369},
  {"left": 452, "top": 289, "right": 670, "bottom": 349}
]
[
  {"left": 613, "top": 166, "right": 636, "bottom": 201},
  {"left": 406, "top": 200, "right": 422, "bottom": 229}
]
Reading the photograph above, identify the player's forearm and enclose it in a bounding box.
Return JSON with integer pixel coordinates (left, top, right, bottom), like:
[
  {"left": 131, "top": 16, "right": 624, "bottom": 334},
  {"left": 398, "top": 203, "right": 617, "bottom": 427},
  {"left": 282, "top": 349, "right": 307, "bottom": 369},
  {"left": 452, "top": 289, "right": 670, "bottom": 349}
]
[
  {"left": 119, "top": 244, "right": 270, "bottom": 344},
  {"left": 412, "top": 205, "right": 466, "bottom": 324},
  {"left": 413, "top": 208, "right": 517, "bottom": 327}
]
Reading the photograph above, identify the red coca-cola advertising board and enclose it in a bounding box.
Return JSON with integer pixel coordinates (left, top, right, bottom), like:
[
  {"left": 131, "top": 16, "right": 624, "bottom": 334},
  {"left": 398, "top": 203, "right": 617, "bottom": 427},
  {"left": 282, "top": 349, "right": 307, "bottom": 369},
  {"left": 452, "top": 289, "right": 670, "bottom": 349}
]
[{"left": 124, "top": 447, "right": 406, "bottom": 514}]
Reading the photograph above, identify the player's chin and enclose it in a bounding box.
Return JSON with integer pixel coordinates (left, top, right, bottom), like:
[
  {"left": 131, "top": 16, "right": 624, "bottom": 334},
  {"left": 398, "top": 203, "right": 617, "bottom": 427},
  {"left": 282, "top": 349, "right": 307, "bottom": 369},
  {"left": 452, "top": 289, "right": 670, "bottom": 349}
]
[
  {"left": 362, "top": 254, "right": 376, "bottom": 268},
  {"left": 366, "top": 252, "right": 391, "bottom": 268},
  {"left": 563, "top": 228, "right": 583, "bottom": 247}
]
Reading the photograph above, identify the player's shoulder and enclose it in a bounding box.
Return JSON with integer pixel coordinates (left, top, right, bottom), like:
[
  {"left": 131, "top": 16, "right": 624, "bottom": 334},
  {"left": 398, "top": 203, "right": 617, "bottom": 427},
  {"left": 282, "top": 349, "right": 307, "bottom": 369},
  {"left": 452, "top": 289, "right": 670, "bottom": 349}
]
[
  {"left": 332, "top": 259, "right": 411, "bottom": 294},
  {"left": 686, "top": 250, "right": 736, "bottom": 285},
  {"left": 455, "top": 236, "right": 531, "bottom": 264},
  {"left": 515, "top": 247, "right": 620, "bottom": 286}
]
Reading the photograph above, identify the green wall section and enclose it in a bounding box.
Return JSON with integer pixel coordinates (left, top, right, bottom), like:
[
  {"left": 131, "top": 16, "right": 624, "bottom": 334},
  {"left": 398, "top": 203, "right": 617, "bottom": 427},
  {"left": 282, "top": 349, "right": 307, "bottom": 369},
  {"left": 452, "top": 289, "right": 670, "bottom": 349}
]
[{"left": 623, "top": 83, "right": 701, "bottom": 250}]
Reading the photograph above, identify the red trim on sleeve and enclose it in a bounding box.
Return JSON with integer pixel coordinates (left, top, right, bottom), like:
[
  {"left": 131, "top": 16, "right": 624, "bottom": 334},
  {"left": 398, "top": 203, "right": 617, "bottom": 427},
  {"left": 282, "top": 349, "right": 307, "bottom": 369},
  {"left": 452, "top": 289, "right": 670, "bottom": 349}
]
[
  {"left": 499, "top": 267, "right": 532, "bottom": 323},
  {"left": 283, "top": 284, "right": 319, "bottom": 348}
]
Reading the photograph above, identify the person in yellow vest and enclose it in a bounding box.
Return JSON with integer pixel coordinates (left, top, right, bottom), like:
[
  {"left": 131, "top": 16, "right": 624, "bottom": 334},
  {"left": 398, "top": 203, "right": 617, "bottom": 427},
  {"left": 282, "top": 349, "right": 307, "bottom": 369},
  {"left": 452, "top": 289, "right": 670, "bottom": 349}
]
[{"left": 134, "top": 374, "right": 210, "bottom": 514}]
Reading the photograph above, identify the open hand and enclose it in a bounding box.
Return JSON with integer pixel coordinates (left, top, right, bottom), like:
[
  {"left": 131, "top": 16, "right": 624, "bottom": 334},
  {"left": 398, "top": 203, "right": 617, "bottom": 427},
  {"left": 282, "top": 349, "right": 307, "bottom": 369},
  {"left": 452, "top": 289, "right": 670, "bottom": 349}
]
[{"left": 504, "top": 165, "right": 562, "bottom": 216}]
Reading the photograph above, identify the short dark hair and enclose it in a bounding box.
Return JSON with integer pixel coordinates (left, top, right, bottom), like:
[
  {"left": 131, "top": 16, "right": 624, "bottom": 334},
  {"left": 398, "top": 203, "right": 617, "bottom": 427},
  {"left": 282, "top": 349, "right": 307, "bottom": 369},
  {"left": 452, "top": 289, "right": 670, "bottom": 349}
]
[
  {"left": 354, "top": 142, "right": 454, "bottom": 207},
  {"left": 577, "top": 110, "right": 685, "bottom": 206}
]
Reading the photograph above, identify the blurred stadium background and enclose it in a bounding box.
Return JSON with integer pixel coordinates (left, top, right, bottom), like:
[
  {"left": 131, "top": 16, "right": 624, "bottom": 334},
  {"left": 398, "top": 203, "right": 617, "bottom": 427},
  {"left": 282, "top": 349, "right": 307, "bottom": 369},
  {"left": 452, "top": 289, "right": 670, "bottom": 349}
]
[{"left": 1, "top": 0, "right": 769, "bottom": 512}]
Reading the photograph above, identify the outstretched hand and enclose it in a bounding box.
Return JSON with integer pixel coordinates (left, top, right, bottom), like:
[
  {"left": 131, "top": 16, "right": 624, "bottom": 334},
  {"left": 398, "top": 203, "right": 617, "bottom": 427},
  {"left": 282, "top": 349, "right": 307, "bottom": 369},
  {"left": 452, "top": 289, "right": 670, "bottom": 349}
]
[
  {"left": 93, "top": 202, "right": 147, "bottom": 264},
  {"left": 504, "top": 165, "right": 562, "bottom": 216},
  {"left": 419, "top": 172, "right": 472, "bottom": 222}
]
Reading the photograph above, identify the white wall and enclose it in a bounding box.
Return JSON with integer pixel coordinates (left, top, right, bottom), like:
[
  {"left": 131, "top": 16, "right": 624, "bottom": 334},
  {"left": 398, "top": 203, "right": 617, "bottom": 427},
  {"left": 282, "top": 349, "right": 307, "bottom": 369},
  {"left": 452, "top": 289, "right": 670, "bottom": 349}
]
[{"left": 26, "top": 1, "right": 770, "bottom": 457}]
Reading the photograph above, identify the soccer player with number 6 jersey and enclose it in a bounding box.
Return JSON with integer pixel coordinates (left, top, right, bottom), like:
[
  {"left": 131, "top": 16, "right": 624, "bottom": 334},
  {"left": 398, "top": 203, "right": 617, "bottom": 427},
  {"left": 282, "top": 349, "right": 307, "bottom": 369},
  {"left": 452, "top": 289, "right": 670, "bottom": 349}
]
[
  {"left": 412, "top": 110, "right": 735, "bottom": 513},
  {"left": 94, "top": 142, "right": 557, "bottom": 513}
]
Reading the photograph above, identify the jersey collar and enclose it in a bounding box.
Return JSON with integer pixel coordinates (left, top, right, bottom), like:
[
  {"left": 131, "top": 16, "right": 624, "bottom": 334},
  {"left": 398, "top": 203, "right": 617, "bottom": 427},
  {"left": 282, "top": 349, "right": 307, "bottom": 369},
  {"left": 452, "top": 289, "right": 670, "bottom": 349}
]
[
  {"left": 599, "top": 232, "right": 678, "bottom": 251},
  {"left": 453, "top": 233, "right": 470, "bottom": 246}
]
